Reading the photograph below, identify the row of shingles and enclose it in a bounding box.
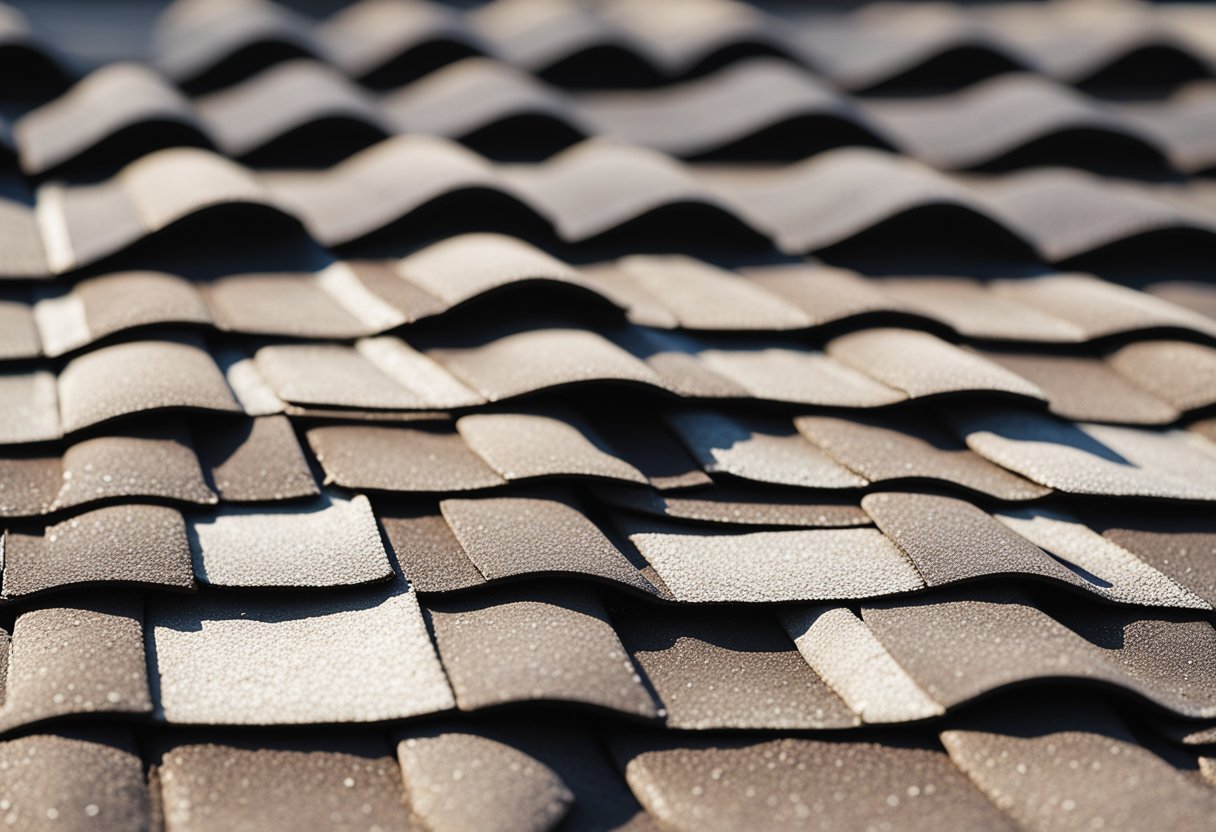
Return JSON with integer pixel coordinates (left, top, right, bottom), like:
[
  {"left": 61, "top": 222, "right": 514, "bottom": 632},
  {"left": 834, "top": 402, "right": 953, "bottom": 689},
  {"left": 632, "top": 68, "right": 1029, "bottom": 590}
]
[
  {"left": 20, "top": 53, "right": 1216, "bottom": 174},
  {"left": 10, "top": 234, "right": 1216, "bottom": 382},
  {"left": 5, "top": 243, "right": 1216, "bottom": 430},
  {"left": 10, "top": 692, "right": 1216, "bottom": 832},
  {"left": 16, "top": 138, "right": 1216, "bottom": 279},
  {"left": 3, "top": 484, "right": 1215, "bottom": 736},
  {"left": 152, "top": 0, "right": 1216, "bottom": 94}
]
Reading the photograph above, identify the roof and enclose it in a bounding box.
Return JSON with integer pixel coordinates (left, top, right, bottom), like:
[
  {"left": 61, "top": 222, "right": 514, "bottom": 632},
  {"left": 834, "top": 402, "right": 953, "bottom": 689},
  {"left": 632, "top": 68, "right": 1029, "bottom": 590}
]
[{"left": 2, "top": 0, "right": 1216, "bottom": 829}]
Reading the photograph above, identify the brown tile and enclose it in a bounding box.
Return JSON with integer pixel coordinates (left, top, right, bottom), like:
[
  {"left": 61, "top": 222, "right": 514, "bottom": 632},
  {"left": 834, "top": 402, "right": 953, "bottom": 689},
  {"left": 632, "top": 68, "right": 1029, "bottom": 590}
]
[
  {"left": 0, "top": 295, "right": 39, "bottom": 360},
  {"left": 796, "top": 413, "right": 1050, "bottom": 501},
  {"left": 0, "top": 454, "right": 59, "bottom": 516},
  {"left": 58, "top": 339, "right": 240, "bottom": 434},
  {"left": 862, "top": 492, "right": 1085, "bottom": 590},
  {"left": 14, "top": 61, "right": 197, "bottom": 175},
  {"left": 396, "top": 725, "right": 574, "bottom": 832},
  {"left": 742, "top": 262, "right": 909, "bottom": 328},
  {"left": 396, "top": 232, "right": 592, "bottom": 309},
  {"left": 977, "top": 349, "right": 1179, "bottom": 424},
  {"left": 158, "top": 736, "right": 417, "bottom": 832},
  {"left": 190, "top": 494, "right": 393, "bottom": 588},
  {"left": 253, "top": 343, "right": 427, "bottom": 409},
  {"left": 53, "top": 429, "right": 217, "bottom": 511},
  {"left": 610, "top": 255, "right": 809, "bottom": 331},
  {"left": 1100, "top": 514, "right": 1216, "bottom": 607},
  {"left": 861, "top": 585, "right": 1216, "bottom": 716},
  {"left": 665, "top": 409, "right": 865, "bottom": 489},
  {"left": 457, "top": 410, "right": 647, "bottom": 484},
  {"left": 0, "top": 597, "right": 152, "bottom": 733},
  {"left": 346, "top": 259, "right": 447, "bottom": 323},
  {"left": 608, "top": 599, "right": 856, "bottom": 730},
  {"left": 0, "top": 370, "right": 61, "bottom": 444},
  {"left": 781, "top": 605, "right": 944, "bottom": 724},
  {"left": 263, "top": 135, "right": 502, "bottom": 247},
  {"left": 428, "top": 327, "right": 662, "bottom": 402},
  {"left": 994, "top": 508, "right": 1208, "bottom": 609},
  {"left": 1107, "top": 340, "right": 1216, "bottom": 413},
  {"left": 596, "top": 483, "right": 871, "bottom": 528},
  {"left": 616, "top": 515, "right": 923, "bottom": 603},
  {"left": 3, "top": 504, "right": 194, "bottom": 598},
  {"left": 379, "top": 502, "right": 486, "bottom": 593},
  {"left": 194, "top": 59, "right": 390, "bottom": 159},
  {"left": 992, "top": 273, "right": 1216, "bottom": 341},
  {"left": 693, "top": 341, "right": 906, "bottom": 407},
  {"left": 582, "top": 410, "right": 712, "bottom": 490},
  {"left": 616, "top": 734, "right": 1016, "bottom": 832},
  {"left": 427, "top": 583, "right": 659, "bottom": 716},
  {"left": 1147, "top": 280, "right": 1216, "bottom": 322},
  {"left": 204, "top": 272, "right": 373, "bottom": 338},
  {"left": 951, "top": 407, "right": 1216, "bottom": 501},
  {"left": 941, "top": 700, "right": 1216, "bottom": 832},
  {"left": 827, "top": 328, "right": 1046, "bottom": 400},
  {"left": 149, "top": 577, "right": 454, "bottom": 725},
  {"left": 73, "top": 271, "right": 211, "bottom": 348},
  {"left": 307, "top": 423, "right": 505, "bottom": 492},
  {"left": 0, "top": 729, "right": 151, "bottom": 832},
  {"left": 877, "top": 275, "right": 1085, "bottom": 342},
  {"left": 194, "top": 415, "right": 318, "bottom": 502},
  {"left": 441, "top": 492, "right": 655, "bottom": 592}
]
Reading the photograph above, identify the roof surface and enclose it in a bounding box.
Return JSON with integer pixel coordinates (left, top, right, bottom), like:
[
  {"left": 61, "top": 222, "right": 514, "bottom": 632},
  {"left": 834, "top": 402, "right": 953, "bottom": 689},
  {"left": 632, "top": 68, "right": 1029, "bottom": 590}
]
[{"left": 3, "top": 0, "right": 1216, "bottom": 829}]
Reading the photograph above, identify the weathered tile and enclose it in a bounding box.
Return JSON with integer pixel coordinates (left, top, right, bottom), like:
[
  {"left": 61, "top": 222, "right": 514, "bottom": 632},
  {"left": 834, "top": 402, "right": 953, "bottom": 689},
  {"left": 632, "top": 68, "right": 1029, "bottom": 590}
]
[
  {"left": 53, "top": 429, "right": 217, "bottom": 511},
  {"left": 1106, "top": 340, "right": 1216, "bottom": 413},
  {"left": 157, "top": 735, "right": 417, "bottom": 832},
  {"left": 0, "top": 729, "right": 151, "bottom": 832},
  {"left": 862, "top": 492, "right": 1086, "bottom": 590},
  {"left": 1, "top": 597, "right": 152, "bottom": 732},
  {"left": 395, "top": 232, "right": 590, "bottom": 308},
  {"left": 952, "top": 407, "right": 1216, "bottom": 500},
  {"left": 610, "top": 255, "right": 808, "bottom": 331},
  {"left": 428, "top": 327, "right": 662, "bottom": 402},
  {"left": 876, "top": 276, "right": 1084, "bottom": 342},
  {"left": 976, "top": 350, "right": 1179, "bottom": 424},
  {"left": 617, "top": 516, "right": 923, "bottom": 603},
  {"left": 941, "top": 700, "right": 1216, "bottom": 832},
  {"left": 253, "top": 343, "right": 424, "bottom": 409},
  {"left": 58, "top": 339, "right": 240, "bottom": 434},
  {"left": 743, "top": 262, "right": 909, "bottom": 327},
  {"left": 441, "top": 492, "right": 654, "bottom": 592},
  {"left": 1098, "top": 513, "right": 1216, "bottom": 607},
  {"left": 204, "top": 272, "right": 374, "bottom": 338},
  {"left": 0, "top": 454, "right": 60, "bottom": 516},
  {"left": 396, "top": 725, "right": 574, "bottom": 832},
  {"left": 378, "top": 501, "right": 486, "bottom": 593},
  {"left": 0, "top": 370, "right": 61, "bottom": 444},
  {"left": 71, "top": 271, "right": 211, "bottom": 351},
  {"left": 827, "top": 328, "right": 1046, "bottom": 400},
  {"left": 694, "top": 342, "right": 906, "bottom": 407},
  {"left": 193, "top": 415, "right": 319, "bottom": 502},
  {"left": 3, "top": 504, "right": 194, "bottom": 598},
  {"left": 665, "top": 410, "right": 865, "bottom": 489},
  {"left": 608, "top": 599, "right": 856, "bottom": 730},
  {"left": 426, "top": 583, "right": 659, "bottom": 716},
  {"left": 781, "top": 605, "right": 943, "bottom": 724},
  {"left": 995, "top": 507, "right": 1209, "bottom": 608},
  {"left": 0, "top": 295, "right": 39, "bottom": 360},
  {"left": 615, "top": 734, "right": 1016, "bottom": 832},
  {"left": 149, "top": 578, "right": 454, "bottom": 724},
  {"left": 596, "top": 483, "right": 871, "bottom": 528},
  {"left": 795, "top": 413, "right": 1050, "bottom": 500},
  {"left": 190, "top": 494, "right": 393, "bottom": 588},
  {"left": 307, "top": 424, "right": 505, "bottom": 492},
  {"left": 457, "top": 410, "right": 647, "bottom": 484},
  {"left": 582, "top": 410, "right": 711, "bottom": 490},
  {"left": 862, "top": 585, "right": 1216, "bottom": 716}
]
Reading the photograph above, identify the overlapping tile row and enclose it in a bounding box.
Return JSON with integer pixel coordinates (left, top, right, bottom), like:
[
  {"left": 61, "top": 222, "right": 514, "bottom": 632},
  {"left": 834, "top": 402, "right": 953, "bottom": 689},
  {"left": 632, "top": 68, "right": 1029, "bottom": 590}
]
[
  {"left": 14, "top": 53, "right": 1216, "bottom": 174},
  {"left": 11, "top": 140, "right": 1216, "bottom": 274},
  {"left": 6, "top": 236, "right": 1216, "bottom": 351},
  {"left": 3, "top": 695, "right": 1214, "bottom": 832},
  {"left": 143, "top": 0, "right": 1216, "bottom": 95}
]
